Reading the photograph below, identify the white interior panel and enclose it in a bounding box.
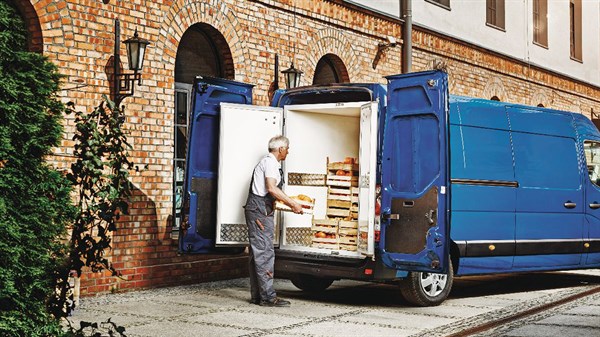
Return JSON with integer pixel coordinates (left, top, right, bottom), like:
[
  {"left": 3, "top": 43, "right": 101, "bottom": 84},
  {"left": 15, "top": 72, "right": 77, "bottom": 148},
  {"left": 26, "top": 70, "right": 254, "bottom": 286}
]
[
  {"left": 284, "top": 103, "right": 360, "bottom": 174},
  {"left": 278, "top": 102, "right": 373, "bottom": 258},
  {"left": 282, "top": 103, "right": 362, "bottom": 229},
  {"left": 217, "top": 103, "right": 282, "bottom": 244},
  {"left": 358, "top": 102, "right": 378, "bottom": 256}
]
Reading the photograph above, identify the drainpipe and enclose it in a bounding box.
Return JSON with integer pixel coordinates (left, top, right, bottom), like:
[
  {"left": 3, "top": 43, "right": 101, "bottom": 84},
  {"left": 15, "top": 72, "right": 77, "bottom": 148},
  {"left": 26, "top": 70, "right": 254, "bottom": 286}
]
[{"left": 402, "top": 0, "right": 412, "bottom": 73}]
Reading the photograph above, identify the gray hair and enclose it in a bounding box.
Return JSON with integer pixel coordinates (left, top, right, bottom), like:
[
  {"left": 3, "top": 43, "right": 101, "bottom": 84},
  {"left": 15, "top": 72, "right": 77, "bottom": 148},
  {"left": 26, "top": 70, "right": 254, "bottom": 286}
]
[{"left": 268, "top": 135, "right": 289, "bottom": 152}]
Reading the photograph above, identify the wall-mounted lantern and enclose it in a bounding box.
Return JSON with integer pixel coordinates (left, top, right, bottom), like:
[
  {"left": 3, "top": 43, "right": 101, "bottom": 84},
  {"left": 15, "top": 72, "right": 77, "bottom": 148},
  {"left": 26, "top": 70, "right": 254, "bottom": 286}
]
[
  {"left": 281, "top": 62, "right": 303, "bottom": 89},
  {"left": 113, "top": 18, "right": 150, "bottom": 107}
]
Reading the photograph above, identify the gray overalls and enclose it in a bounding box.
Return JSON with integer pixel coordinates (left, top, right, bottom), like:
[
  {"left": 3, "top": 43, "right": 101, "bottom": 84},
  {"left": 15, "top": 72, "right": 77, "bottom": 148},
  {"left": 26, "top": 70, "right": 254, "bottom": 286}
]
[{"left": 244, "top": 166, "right": 283, "bottom": 302}]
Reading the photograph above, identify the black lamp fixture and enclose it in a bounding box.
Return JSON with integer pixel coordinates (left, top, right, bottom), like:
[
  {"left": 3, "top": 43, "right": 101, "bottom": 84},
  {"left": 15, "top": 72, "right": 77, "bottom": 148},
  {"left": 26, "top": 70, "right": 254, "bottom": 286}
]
[
  {"left": 113, "top": 18, "right": 150, "bottom": 107},
  {"left": 281, "top": 62, "right": 303, "bottom": 89}
]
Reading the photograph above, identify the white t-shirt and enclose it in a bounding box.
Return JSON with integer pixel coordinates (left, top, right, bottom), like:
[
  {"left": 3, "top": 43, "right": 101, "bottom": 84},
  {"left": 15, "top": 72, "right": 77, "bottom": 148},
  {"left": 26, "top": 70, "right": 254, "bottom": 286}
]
[{"left": 250, "top": 153, "right": 281, "bottom": 197}]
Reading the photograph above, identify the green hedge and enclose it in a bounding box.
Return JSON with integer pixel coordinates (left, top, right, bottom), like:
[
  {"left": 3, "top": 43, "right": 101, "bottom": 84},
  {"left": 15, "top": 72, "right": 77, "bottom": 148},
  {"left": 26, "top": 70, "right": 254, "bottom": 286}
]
[{"left": 0, "top": 2, "right": 76, "bottom": 336}]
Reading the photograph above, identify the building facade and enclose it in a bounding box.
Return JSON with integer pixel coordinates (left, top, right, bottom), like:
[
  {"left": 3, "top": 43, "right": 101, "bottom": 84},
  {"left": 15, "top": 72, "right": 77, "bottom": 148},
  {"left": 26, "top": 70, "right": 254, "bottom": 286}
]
[{"left": 10, "top": 0, "right": 600, "bottom": 295}]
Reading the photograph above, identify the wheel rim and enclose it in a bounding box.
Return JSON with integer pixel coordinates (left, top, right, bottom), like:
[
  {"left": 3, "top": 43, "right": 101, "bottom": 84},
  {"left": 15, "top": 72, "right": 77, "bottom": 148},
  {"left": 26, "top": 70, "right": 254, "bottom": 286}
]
[{"left": 419, "top": 272, "right": 447, "bottom": 297}]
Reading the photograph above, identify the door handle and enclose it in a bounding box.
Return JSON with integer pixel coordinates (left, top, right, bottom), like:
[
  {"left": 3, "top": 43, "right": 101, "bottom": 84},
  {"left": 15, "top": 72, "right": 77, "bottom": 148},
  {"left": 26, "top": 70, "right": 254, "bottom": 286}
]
[
  {"left": 564, "top": 202, "right": 576, "bottom": 209},
  {"left": 382, "top": 213, "right": 399, "bottom": 220},
  {"left": 590, "top": 203, "right": 600, "bottom": 209}
]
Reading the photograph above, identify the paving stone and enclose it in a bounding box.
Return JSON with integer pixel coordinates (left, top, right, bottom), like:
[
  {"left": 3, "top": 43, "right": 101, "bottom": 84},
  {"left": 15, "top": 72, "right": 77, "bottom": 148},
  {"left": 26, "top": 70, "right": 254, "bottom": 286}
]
[
  {"left": 283, "top": 319, "right": 419, "bottom": 337},
  {"left": 501, "top": 324, "right": 600, "bottom": 337},
  {"left": 536, "top": 314, "right": 600, "bottom": 328},
  {"left": 402, "top": 304, "right": 495, "bottom": 319},
  {"left": 340, "top": 309, "right": 455, "bottom": 329},
  {"left": 187, "top": 310, "right": 308, "bottom": 330},
  {"left": 124, "top": 320, "right": 254, "bottom": 337},
  {"left": 564, "top": 304, "right": 600, "bottom": 316},
  {"left": 445, "top": 295, "right": 521, "bottom": 308},
  {"left": 68, "top": 310, "right": 155, "bottom": 329},
  {"left": 90, "top": 300, "right": 212, "bottom": 318},
  {"left": 68, "top": 272, "right": 600, "bottom": 337}
]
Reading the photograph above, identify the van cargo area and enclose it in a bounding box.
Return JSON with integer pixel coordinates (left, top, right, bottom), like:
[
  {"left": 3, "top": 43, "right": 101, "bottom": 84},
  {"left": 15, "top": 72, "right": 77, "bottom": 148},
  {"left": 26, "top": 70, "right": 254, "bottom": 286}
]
[
  {"left": 214, "top": 100, "right": 377, "bottom": 259},
  {"left": 279, "top": 102, "right": 376, "bottom": 258}
]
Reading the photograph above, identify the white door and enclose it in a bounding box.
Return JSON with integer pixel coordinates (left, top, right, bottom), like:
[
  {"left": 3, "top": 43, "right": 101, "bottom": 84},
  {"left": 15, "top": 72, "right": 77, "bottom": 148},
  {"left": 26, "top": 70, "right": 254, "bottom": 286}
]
[
  {"left": 216, "top": 103, "right": 283, "bottom": 245},
  {"left": 358, "top": 102, "right": 378, "bottom": 256}
]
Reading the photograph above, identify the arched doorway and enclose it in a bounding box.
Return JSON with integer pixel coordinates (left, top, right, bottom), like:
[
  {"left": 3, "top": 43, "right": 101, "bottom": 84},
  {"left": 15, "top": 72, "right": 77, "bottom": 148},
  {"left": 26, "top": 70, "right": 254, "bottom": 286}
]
[
  {"left": 312, "top": 54, "right": 349, "bottom": 85},
  {"left": 172, "top": 23, "right": 234, "bottom": 231},
  {"left": 175, "top": 23, "right": 234, "bottom": 84},
  {"left": 9, "top": 0, "right": 43, "bottom": 53}
]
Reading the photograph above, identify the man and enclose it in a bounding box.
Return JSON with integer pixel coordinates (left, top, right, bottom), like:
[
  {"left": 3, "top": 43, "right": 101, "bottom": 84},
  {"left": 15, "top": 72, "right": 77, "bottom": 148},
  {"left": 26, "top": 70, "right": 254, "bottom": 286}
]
[{"left": 244, "top": 135, "right": 303, "bottom": 307}]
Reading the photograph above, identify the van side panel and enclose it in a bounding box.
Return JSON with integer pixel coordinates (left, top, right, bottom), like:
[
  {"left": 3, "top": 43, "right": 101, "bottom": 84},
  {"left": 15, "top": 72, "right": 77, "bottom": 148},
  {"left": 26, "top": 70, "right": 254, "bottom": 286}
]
[
  {"left": 510, "top": 108, "right": 584, "bottom": 268},
  {"left": 449, "top": 100, "right": 516, "bottom": 274}
]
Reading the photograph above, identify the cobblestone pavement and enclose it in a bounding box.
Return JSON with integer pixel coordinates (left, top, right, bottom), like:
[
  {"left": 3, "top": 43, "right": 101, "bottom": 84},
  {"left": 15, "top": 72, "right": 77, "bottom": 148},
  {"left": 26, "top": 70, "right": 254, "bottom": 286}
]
[{"left": 68, "top": 270, "right": 600, "bottom": 337}]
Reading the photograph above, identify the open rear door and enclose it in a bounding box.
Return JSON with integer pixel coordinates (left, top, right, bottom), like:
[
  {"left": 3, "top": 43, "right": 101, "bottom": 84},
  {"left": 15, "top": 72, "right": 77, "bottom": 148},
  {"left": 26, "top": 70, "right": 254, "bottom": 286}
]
[
  {"left": 358, "top": 102, "right": 378, "bottom": 256},
  {"left": 216, "top": 103, "right": 283, "bottom": 246},
  {"left": 180, "top": 77, "right": 253, "bottom": 253},
  {"left": 380, "top": 70, "right": 450, "bottom": 273}
]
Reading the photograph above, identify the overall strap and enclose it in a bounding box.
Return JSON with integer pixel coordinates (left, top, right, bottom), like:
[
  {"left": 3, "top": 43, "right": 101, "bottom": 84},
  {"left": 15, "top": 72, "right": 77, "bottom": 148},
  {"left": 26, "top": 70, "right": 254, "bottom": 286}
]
[{"left": 249, "top": 165, "right": 257, "bottom": 194}]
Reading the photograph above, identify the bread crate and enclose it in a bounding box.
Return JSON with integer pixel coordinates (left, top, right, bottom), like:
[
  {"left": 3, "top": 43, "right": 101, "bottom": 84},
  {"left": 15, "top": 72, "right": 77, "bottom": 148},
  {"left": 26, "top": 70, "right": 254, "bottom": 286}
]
[
  {"left": 311, "top": 218, "right": 338, "bottom": 248},
  {"left": 311, "top": 241, "right": 340, "bottom": 250},
  {"left": 326, "top": 207, "right": 350, "bottom": 218},
  {"left": 339, "top": 243, "right": 357, "bottom": 251},
  {"left": 327, "top": 162, "right": 359, "bottom": 172},
  {"left": 338, "top": 220, "right": 358, "bottom": 235},
  {"left": 326, "top": 174, "right": 358, "bottom": 187},
  {"left": 327, "top": 199, "right": 351, "bottom": 209},
  {"left": 338, "top": 220, "right": 358, "bottom": 251},
  {"left": 275, "top": 196, "right": 315, "bottom": 214},
  {"left": 311, "top": 218, "right": 338, "bottom": 232},
  {"left": 328, "top": 187, "right": 354, "bottom": 201}
]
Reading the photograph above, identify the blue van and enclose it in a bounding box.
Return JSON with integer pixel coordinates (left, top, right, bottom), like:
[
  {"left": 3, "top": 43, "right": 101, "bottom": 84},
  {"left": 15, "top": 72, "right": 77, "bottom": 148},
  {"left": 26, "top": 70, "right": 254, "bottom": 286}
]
[{"left": 179, "top": 70, "right": 600, "bottom": 306}]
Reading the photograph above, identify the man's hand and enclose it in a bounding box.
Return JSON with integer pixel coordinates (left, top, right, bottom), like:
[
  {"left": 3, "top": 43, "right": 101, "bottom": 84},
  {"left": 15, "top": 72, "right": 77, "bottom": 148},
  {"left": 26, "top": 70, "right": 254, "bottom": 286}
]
[{"left": 291, "top": 201, "right": 304, "bottom": 214}]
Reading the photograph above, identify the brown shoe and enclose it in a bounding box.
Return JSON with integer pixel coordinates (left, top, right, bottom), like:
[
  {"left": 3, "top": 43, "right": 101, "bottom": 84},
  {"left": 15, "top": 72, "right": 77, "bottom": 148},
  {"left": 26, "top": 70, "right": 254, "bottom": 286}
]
[{"left": 259, "top": 298, "right": 291, "bottom": 307}]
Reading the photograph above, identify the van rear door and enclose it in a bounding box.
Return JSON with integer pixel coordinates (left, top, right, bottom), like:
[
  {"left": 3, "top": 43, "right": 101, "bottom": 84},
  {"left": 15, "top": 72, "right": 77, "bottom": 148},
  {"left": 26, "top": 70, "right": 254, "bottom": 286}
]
[
  {"left": 380, "top": 70, "right": 450, "bottom": 273},
  {"left": 216, "top": 103, "right": 283, "bottom": 246},
  {"left": 180, "top": 77, "right": 253, "bottom": 253}
]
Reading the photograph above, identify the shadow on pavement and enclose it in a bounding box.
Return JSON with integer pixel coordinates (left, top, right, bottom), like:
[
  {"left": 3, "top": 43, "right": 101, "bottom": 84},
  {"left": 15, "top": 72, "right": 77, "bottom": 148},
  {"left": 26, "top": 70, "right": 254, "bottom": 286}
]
[{"left": 276, "top": 271, "right": 600, "bottom": 307}]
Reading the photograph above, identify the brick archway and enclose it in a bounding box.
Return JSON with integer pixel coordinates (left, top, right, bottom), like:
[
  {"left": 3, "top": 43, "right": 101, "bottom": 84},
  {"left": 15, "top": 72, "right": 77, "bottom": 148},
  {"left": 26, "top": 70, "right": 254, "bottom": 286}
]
[
  {"left": 482, "top": 77, "right": 507, "bottom": 102},
  {"left": 156, "top": 0, "right": 248, "bottom": 84},
  {"left": 313, "top": 53, "right": 350, "bottom": 85},
  {"left": 10, "top": 0, "right": 43, "bottom": 53},
  {"left": 531, "top": 89, "right": 551, "bottom": 108},
  {"left": 303, "top": 28, "right": 359, "bottom": 84},
  {"left": 175, "top": 23, "right": 235, "bottom": 83}
]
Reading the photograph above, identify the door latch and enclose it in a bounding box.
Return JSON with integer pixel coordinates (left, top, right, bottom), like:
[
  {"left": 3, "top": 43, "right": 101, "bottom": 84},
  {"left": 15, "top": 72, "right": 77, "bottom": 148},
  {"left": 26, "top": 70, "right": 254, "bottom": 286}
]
[
  {"left": 425, "top": 209, "right": 436, "bottom": 225},
  {"left": 382, "top": 213, "right": 399, "bottom": 220}
]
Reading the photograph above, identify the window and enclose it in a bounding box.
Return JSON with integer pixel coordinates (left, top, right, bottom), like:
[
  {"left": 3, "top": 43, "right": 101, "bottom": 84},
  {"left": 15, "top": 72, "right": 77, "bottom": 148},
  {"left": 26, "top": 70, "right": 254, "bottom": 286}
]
[
  {"left": 585, "top": 141, "right": 600, "bottom": 186},
  {"left": 570, "top": 0, "right": 582, "bottom": 61},
  {"left": 533, "top": 0, "right": 548, "bottom": 47},
  {"left": 486, "top": 0, "right": 505, "bottom": 30},
  {"left": 313, "top": 54, "right": 349, "bottom": 85},
  {"left": 173, "top": 83, "right": 192, "bottom": 231},
  {"left": 425, "top": 0, "right": 450, "bottom": 10}
]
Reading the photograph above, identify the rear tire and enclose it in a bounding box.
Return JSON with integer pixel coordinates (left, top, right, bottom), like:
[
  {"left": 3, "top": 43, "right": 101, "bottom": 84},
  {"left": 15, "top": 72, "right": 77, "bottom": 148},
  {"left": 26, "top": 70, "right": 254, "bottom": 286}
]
[
  {"left": 399, "top": 259, "right": 453, "bottom": 306},
  {"left": 290, "top": 274, "right": 334, "bottom": 292}
]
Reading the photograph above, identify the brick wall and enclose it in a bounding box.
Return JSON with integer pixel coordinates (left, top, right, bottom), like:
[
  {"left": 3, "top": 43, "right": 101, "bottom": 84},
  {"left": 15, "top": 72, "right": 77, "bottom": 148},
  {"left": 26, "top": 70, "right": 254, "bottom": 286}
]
[{"left": 18, "top": 0, "right": 600, "bottom": 295}]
